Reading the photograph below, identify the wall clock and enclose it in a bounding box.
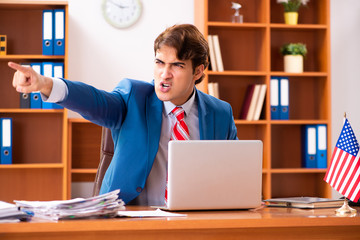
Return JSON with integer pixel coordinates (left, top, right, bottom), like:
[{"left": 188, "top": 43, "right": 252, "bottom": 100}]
[{"left": 102, "top": 0, "right": 142, "bottom": 29}]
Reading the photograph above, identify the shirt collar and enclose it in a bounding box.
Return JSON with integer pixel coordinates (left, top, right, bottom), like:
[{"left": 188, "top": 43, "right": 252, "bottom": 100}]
[{"left": 164, "top": 89, "right": 196, "bottom": 117}]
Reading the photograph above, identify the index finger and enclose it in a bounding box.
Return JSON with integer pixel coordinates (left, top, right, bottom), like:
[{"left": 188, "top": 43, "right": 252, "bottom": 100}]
[{"left": 8, "top": 61, "right": 32, "bottom": 74}]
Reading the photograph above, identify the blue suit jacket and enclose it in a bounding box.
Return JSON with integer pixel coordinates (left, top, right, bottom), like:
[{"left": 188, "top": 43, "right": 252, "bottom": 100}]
[{"left": 60, "top": 78, "right": 238, "bottom": 203}]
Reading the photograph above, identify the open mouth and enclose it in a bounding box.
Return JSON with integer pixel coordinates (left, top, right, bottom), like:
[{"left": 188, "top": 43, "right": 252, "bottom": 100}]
[{"left": 161, "top": 83, "right": 170, "bottom": 88}]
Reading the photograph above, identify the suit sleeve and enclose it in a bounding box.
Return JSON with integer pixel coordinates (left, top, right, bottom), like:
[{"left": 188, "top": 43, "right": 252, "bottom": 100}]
[{"left": 58, "top": 79, "right": 131, "bottom": 129}]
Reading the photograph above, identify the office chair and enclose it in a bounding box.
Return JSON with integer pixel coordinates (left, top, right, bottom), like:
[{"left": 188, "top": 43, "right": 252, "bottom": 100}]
[{"left": 93, "top": 127, "right": 114, "bottom": 196}]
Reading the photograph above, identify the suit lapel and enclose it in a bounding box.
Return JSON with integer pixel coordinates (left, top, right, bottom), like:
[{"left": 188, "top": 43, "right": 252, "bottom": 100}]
[
  {"left": 146, "top": 90, "right": 163, "bottom": 167},
  {"left": 196, "top": 89, "right": 214, "bottom": 140}
]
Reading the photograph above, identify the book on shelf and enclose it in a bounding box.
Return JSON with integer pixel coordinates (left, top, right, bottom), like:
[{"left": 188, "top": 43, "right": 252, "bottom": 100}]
[
  {"left": 263, "top": 197, "right": 344, "bottom": 209},
  {"left": 208, "top": 82, "right": 219, "bottom": 99},
  {"left": 209, "top": 35, "right": 224, "bottom": 72},
  {"left": 240, "top": 84, "right": 266, "bottom": 121},
  {"left": 207, "top": 35, "right": 217, "bottom": 72}
]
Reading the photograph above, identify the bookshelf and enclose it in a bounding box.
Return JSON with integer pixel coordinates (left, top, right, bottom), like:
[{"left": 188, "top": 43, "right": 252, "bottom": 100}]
[
  {"left": 67, "top": 118, "right": 102, "bottom": 198},
  {"left": 0, "top": 1, "right": 68, "bottom": 202},
  {"left": 195, "top": 0, "right": 331, "bottom": 199}
]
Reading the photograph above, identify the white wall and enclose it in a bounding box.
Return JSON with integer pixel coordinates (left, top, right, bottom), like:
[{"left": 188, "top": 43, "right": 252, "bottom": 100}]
[
  {"left": 330, "top": 0, "right": 360, "bottom": 198},
  {"left": 67, "top": 0, "right": 194, "bottom": 118}
]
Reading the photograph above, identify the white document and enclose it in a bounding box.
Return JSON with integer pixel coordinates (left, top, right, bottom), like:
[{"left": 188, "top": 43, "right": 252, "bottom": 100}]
[{"left": 117, "top": 208, "right": 186, "bottom": 218}]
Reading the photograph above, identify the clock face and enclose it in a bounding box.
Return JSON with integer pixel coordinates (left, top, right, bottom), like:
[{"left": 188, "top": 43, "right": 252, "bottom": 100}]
[{"left": 102, "top": 0, "right": 142, "bottom": 29}]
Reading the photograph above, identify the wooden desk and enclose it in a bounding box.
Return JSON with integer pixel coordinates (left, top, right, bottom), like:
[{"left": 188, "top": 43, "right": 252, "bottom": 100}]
[{"left": 1, "top": 206, "right": 360, "bottom": 240}]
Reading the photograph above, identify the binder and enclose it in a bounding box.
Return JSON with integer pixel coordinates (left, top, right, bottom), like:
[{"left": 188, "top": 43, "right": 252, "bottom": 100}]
[
  {"left": 0, "top": 35, "right": 6, "bottom": 55},
  {"left": 0, "top": 118, "right": 12, "bottom": 164},
  {"left": 279, "top": 77, "right": 289, "bottom": 120},
  {"left": 42, "top": 62, "right": 64, "bottom": 109},
  {"left": 54, "top": 9, "right": 65, "bottom": 55},
  {"left": 316, "top": 124, "right": 327, "bottom": 168},
  {"left": 270, "top": 77, "right": 280, "bottom": 120},
  {"left": 30, "top": 62, "right": 42, "bottom": 74},
  {"left": 43, "top": 10, "right": 54, "bottom": 55},
  {"left": 19, "top": 93, "right": 30, "bottom": 108},
  {"left": 30, "top": 92, "right": 42, "bottom": 109},
  {"left": 302, "top": 125, "right": 317, "bottom": 168},
  {"left": 53, "top": 62, "right": 64, "bottom": 79}
]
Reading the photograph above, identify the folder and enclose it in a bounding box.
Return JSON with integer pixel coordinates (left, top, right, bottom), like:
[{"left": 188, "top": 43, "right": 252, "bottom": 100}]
[
  {"left": 270, "top": 77, "right": 280, "bottom": 120},
  {"left": 31, "top": 62, "right": 42, "bottom": 75},
  {"left": 43, "top": 10, "right": 54, "bottom": 55},
  {"left": 316, "top": 124, "right": 327, "bottom": 168},
  {"left": 0, "top": 118, "right": 12, "bottom": 164},
  {"left": 279, "top": 77, "right": 289, "bottom": 120},
  {"left": 19, "top": 93, "right": 30, "bottom": 108},
  {"left": 54, "top": 9, "right": 65, "bottom": 55},
  {"left": 302, "top": 125, "right": 317, "bottom": 168},
  {"left": 30, "top": 92, "right": 42, "bottom": 109},
  {"left": 42, "top": 62, "right": 64, "bottom": 109},
  {"left": 0, "top": 35, "right": 6, "bottom": 55}
]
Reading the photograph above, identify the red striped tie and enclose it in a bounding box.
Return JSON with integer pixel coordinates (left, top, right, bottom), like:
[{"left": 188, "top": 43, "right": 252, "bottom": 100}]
[{"left": 165, "top": 107, "right": 190, "bottom": 206}]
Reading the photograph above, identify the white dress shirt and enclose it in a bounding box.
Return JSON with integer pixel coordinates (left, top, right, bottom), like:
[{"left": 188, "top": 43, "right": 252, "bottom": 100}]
[{"left": 43, "top": 78, "right": 200, "bottom": 206}]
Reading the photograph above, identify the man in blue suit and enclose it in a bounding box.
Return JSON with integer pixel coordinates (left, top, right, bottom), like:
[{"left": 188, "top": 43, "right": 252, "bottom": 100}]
[{"left": 9, "top": 24, "right": 237, "bottom": 206}]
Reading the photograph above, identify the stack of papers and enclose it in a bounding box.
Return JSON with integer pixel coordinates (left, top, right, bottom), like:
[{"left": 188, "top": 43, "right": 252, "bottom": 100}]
[
  {"left": 0, "top": 201, "right": 31, "bottom": 222},
  {"left": 263, "top": 197, "right": 344, "bottom": 209},
  {"left": 14, "top": 189, "right": 125, "bottom": 221}
]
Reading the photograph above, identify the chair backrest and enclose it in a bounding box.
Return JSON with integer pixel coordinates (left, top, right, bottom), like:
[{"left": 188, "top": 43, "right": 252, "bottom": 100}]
[{"left": 93, "top": 127, "right": 114, "bottom": 196}]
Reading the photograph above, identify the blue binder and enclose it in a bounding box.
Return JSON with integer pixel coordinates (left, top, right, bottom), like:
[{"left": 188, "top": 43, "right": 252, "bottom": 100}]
[
  {"left": 0, "top": 118, "right": 12, "bottom": 164},
  {"left": 316, "top": 124, "right": 327, "bottom": 168},
  {"left": 270, "top": 77, "right": 280, "bottom": 120},
  {"left": 30, "top": 62, "right": 42, "bottom": 74},
  {"left": 43, "top": 10, "right": 54, "bottom": 55},
  {"left": 42, "top": 62, "right": 64, "bottom": 109},
  {"left": 30, "top": 92, "right": 42, "bottom": 109},
  {"left": 54, "top": 9, "right": 65, "bottom": 55},
  {"left": 302, "top": 125, "right": 317, "bottom": 168},
  {"left": 279, "top": 77, "right": 289, "bottom": 120}
]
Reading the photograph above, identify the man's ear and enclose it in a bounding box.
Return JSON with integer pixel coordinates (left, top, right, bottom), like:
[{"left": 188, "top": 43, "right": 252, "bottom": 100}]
[{"left": 193, "top": 64, "right": 205, "bottom": 81}]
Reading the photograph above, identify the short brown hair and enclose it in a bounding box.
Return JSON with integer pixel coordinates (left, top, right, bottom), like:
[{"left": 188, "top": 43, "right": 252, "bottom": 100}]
[{"left": 154, "top": 24, "right": 209, "bottom": 85}]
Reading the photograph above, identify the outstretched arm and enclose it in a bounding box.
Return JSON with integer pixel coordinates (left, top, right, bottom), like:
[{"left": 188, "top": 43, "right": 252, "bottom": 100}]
[{"left": 8, "top": 61, "right": 53, "bottom": 97}]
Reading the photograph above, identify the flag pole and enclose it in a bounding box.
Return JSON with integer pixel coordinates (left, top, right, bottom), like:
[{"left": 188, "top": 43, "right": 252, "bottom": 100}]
[{"left": 335, "top": 112, "right": 357, "bottom": 216}]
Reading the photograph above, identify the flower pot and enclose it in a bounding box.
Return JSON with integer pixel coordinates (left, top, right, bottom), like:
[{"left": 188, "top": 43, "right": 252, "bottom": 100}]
[
  {"left": 284, "top": 12, "right": 298, "bottom": 25},
  {"left": 284, "top": 55, "right": 303, "bottom": 73}
]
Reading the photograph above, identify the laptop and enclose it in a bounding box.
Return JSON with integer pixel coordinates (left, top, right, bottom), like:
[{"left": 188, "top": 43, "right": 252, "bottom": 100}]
[{"left": 162, "top": 140, "right": 263, "bottom": 211}]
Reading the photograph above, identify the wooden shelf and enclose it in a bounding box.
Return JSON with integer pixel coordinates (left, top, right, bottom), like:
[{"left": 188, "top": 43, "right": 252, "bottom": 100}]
[
  {"left": 0, "top": 1, "right": 68, "bottom": 202},
  {"left": 0, "top": 55, "right": 65, "bottom": 60},
  {"left": 195, "top": 0, "right": 331, "bottom": 199},
  {"left": 0, "top": 163, "right": 64, "bottom": 169}
]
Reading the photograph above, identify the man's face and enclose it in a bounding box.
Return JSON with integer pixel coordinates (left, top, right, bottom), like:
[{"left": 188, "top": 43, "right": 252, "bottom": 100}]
[{"left": 154, "top": 45, "right": 203, "bottom": 106}]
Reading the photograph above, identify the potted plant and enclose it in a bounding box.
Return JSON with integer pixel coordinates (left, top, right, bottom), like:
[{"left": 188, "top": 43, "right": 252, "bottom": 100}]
[
  {"left": 277, "top": 0, "right": 310, "bottom": 25},
  {"left": 280, "top": 43, "right": 307, "bottom": 73}
]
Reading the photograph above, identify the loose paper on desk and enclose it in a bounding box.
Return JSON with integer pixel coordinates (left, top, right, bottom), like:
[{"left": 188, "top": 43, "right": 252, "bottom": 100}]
[{"left": 117, "top": 208, "right": 186, "bottom": 218}]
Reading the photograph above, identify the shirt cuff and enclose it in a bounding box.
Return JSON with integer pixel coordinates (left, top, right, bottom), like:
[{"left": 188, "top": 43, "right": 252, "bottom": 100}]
[{"left": 41, "top": 77, "right": 68, "bottom": 103}]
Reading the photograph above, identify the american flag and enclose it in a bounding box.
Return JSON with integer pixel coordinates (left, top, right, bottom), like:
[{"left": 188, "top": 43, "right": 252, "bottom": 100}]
[{"left": 324, "top": 118, "right": 360, "bottom": 202}]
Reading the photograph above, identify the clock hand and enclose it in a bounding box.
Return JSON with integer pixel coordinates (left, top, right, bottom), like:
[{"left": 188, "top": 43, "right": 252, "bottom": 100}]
[{"left": 109, "top": 0, "right": 129, "bottom": 9}]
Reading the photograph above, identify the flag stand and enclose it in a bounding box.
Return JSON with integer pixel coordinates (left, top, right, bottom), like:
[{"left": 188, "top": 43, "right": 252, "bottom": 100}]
[{"left": 335, "top": 198, "right": 357, "bottom": 217}]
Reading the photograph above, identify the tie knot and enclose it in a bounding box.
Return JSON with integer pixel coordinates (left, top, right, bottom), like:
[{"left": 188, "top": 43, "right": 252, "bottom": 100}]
[{"left": 172, "top": 107, "right": 185, "bottom": 122}]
